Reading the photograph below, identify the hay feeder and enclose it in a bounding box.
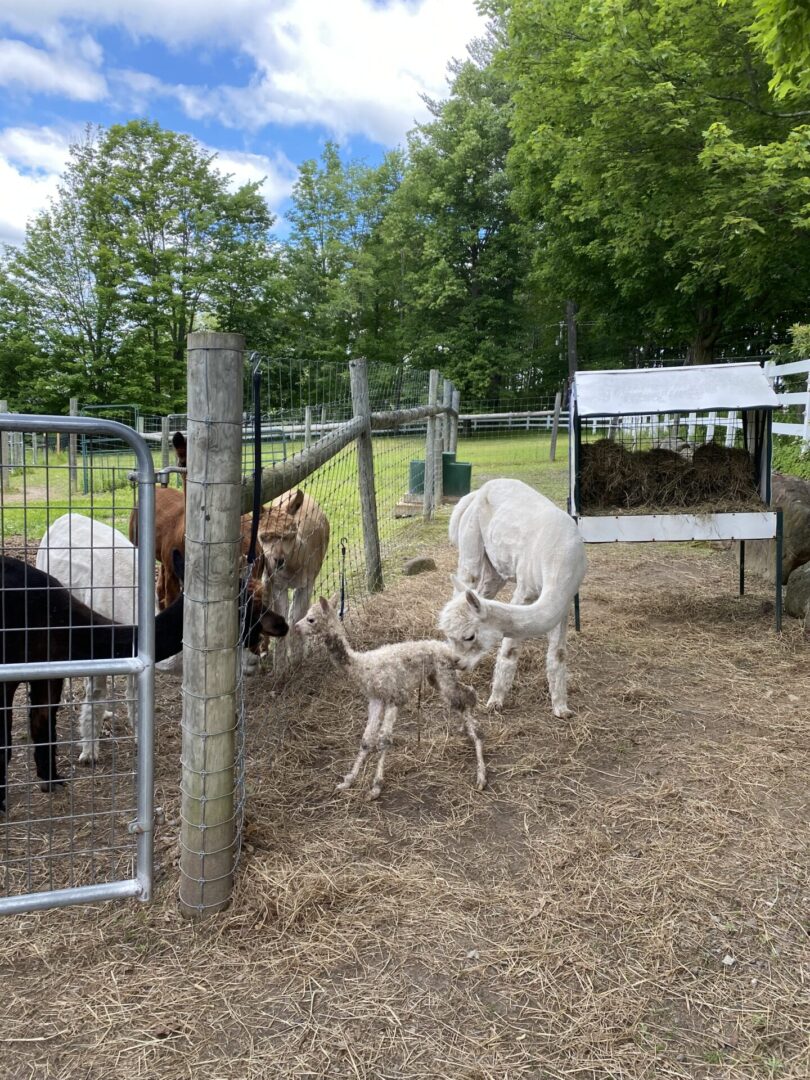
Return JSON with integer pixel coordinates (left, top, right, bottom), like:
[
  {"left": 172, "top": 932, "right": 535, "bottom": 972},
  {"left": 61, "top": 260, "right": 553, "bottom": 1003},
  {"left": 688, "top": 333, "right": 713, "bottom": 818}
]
[{"left": 569, "top": 362, "right": 783, "bottom": 629}]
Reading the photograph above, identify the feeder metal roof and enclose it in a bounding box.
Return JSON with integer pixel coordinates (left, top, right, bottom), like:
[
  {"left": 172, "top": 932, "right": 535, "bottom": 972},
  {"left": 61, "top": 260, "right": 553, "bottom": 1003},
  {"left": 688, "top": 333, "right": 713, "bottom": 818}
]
[{"left": 573, "top": 362, "right": 778, "bottom": 417}]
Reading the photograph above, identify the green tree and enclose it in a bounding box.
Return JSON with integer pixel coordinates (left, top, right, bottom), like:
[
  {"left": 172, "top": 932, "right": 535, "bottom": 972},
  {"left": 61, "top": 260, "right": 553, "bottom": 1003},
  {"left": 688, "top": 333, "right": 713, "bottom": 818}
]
[
  {"left": 1, "top": 129, "right": 129, "bottom": 408},
  {"left": 503, "top": 0, "right": 810, "bottom": 363},
  {"left": 380, "top": 29, "right": 536, "bottom": 400},
  {"left": 91, "top": 120, "right": 276, "bottom": 407},
  {"left": 1, "top": 120, "right": 278, "bottom": 413},
  {"left": 744, "top": 0, "right": 810, "bottom": 98}
]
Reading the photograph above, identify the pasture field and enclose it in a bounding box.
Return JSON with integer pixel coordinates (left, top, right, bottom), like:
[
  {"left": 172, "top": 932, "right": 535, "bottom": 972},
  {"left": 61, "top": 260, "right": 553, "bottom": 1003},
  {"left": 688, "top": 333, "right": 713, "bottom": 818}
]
[
  {"left": 2, "top": 449, "right": 808, "bottom": 1079},
  {"left": 0, "top": 429, "right": 559, "bottom": 601}
]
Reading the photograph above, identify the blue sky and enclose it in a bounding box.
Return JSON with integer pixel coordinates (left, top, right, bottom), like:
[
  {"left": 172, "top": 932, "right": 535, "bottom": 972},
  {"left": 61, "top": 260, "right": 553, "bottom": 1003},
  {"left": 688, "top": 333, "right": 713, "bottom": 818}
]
[{"left": 0, "top": 0, "right": 486, "bottom": 245}]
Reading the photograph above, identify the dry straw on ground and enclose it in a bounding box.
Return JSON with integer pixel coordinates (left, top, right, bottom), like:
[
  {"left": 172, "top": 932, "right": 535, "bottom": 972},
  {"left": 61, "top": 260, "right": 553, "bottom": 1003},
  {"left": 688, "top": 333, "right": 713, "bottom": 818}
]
[{"left": 2, "top": 535, "right": 809, "bottom": 1079}]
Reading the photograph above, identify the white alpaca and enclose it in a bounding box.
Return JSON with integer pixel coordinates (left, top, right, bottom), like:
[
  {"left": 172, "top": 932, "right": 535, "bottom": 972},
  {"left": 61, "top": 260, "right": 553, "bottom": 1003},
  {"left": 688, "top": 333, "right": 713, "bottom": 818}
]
[
  {"left": 438, "top": 479, "right": 587, "bottom": 716},
  {"left": 295, "top": 597, "right": 486, "bottom": 799},
  {"left": 36, "top": 513, "right": 179, "bottom": 763}
]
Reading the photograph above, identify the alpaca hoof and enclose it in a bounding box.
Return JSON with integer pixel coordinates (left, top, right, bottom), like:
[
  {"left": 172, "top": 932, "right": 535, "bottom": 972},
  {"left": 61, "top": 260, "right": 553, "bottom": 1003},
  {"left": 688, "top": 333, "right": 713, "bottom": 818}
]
[
  {"left": 336, "top": 778, "right": 351, "bottom": 792},
  {"left": 366, "top": 786, "right": 382, "bottom": 802},
  {"left": 39, "top": 777, "right": 65, "bottom": 793},
  {"left": 553, "top": 705, "right": 573, "bottom": 720},
  {"left": 79, "top": 746, "right": 99, "bottom": 766},
  {"left": 476, "top": 778, "right": 487, "bottom": 792},
  {"left": 485, "top": 695, "right": 504, "bottom": 713}
]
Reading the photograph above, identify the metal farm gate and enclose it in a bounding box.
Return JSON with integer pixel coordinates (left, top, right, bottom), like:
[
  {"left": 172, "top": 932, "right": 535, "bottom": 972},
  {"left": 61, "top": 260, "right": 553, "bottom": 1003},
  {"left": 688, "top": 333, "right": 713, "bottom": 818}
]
[{"left": 0, "top": 414, "right": 157, "bottom": 914}]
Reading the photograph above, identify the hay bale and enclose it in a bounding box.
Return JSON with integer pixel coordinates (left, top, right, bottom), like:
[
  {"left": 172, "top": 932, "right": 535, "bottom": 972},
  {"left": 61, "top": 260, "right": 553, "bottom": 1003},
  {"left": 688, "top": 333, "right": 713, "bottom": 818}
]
[
  {"left": 580, "top": 438, "right": 762, "bottom": 513},
  {"left": 683, "top": 443, "right": 758, "bottom": 505},
  {"left": 580, "top": 439, "right": 644, "bottom": 509}
]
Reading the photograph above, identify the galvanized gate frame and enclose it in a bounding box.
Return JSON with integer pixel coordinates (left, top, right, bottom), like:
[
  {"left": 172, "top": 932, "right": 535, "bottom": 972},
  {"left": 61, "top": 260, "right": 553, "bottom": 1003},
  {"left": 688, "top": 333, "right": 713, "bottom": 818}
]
[{"left": 0, "top": 414, "right": 156, "bottom": 915}]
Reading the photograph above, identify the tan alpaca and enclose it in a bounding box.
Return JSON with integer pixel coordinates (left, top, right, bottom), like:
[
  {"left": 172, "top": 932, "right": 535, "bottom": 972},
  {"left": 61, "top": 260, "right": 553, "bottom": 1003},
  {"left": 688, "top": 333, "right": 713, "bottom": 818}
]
[{"left": 295, "top": 597, "right": 486, "bottom": 800}]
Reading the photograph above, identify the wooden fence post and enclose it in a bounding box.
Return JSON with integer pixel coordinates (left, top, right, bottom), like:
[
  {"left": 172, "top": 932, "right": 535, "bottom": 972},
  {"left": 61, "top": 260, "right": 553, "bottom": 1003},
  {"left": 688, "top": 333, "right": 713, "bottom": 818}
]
[
  {"left": 434, "top": 411, "right": 444, "bottom": 506},
  {"left": 304, "top": 405, "right": 313, "bottom": 450},
  {"left": 442, "top": 379, "right": 453, "bottom": 451},
  {"left": 69, "top": 397, "right": 78, "bottom": 493},
  {"left": 349, "top": 358, "right": 383, "bottom": 593},
  {"left": 549, "top": 391, "right": 562, "bottom": 462},
  {"left": 450, "top": 388, "right": 460, "bottom": 454},
  {"left": 161, "top": 416, "right": 171, "bottom": 469},
  {"left": 179, "top": 331, "right": 245, "bottom": 918},
  {"left": 424, "top": 370, "right": 439, "bottom": 520}
]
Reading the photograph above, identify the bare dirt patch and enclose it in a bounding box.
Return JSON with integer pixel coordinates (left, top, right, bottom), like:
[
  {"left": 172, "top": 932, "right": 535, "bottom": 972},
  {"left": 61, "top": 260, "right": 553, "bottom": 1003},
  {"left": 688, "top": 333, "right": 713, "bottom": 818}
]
[{"left": 2, "top": 539, "right": 808, "bottom": 1079}]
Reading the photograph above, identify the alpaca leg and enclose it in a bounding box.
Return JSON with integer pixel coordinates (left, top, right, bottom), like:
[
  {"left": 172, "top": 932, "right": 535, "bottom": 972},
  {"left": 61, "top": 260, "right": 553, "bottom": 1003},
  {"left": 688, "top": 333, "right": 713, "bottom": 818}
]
[
  {"left": 271, "top": 586, "right": 292, "bottom": 673},
  {"left": 0, "top": 682, "right": 19, "bottom": 813},
  {"left": 464, "top": 711, "right": 487, "bottom": 791},
  {"left": 436, "top": 669, "right": 486, "bottom": 791},
  {"left": 487, "top": 587, "right": 537, "bottom": 710},
  {"left": 368, "top": 704, "right": 398, "bottom": 801},
  {"left": 285, "top": 586, "right": 311, "bottom": 664},
  {"left": 337, "top": 699, "right": 384, "bottom": 792},
  {"left": 546, "top": 610, "right": 572, "bottom": 719},
  {"left": 241, "top": 647, "right": 260, "bottom": 677},
  {"left": 30, "top": 679, "right": 65, "bottom": 792},
  {"left": 79, "top": 675, "right": 109, "bottom": 764},
  {"left": 487, "top": 638, "right": 523, "bottom": 710}
]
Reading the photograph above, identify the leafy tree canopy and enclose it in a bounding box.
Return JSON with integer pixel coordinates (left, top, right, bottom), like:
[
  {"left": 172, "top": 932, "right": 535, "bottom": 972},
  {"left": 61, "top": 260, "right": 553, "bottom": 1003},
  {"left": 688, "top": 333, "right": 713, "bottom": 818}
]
[{"left": 502, "top": 0, "right": 810, "bottom": 363}]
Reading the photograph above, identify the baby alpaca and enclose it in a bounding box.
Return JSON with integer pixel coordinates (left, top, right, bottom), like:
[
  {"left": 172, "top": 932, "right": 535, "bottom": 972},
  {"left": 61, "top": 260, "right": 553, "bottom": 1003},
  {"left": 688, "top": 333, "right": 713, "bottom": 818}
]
[{"left": 295, "top": 597, "right": 486, "bottom": 799}]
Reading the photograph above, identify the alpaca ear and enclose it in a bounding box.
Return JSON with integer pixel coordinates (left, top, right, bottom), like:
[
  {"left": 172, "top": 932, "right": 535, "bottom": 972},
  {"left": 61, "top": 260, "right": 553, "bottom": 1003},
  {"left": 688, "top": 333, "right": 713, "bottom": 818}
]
[
  {"left": 288, "top": 489, "right": 305, "bottom": 515},
  {"left": 328, "top": 592, "right": 340, "bottom": 609},
  {"left": 450, "top": 574, "right": 465, "bottom": 594},
  {"left": 465, "top": 589, "right": 482, "bottom": 614},
  {"left": 318, "top": 596, "right": 330, "bottom": 612}
]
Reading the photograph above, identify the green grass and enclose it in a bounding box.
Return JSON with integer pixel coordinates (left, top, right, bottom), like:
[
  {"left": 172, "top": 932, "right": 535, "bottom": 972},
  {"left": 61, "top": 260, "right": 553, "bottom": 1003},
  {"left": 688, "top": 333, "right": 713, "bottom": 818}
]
[
  {"left": 457, "top": 431, "right": 569, "bottom": 507},
  {"left": 0, "top": 431, "right": 571, "bottom": 600}
]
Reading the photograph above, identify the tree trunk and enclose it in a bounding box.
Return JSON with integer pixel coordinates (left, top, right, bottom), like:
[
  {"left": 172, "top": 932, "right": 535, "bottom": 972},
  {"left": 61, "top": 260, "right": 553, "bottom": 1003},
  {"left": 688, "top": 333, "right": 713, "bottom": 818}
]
[{"left": 686, "top": 304, "right": 723, "bottom": 364}]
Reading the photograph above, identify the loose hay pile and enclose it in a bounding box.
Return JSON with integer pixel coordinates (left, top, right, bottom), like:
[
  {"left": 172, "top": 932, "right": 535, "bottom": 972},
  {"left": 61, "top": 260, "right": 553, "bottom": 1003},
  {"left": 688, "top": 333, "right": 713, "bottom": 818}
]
[
  {"left": 2, "top": 536, "right": 808, "bottom": 1080},
  {"left": 580, "top": 438, "right": 764, "bottom": 513}
]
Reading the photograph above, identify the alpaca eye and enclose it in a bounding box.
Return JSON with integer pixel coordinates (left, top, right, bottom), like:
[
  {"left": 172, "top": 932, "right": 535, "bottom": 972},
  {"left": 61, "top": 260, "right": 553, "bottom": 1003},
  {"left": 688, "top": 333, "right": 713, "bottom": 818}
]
[
  {"left": 307, "top": 617, "right": 315, "bottom": 623},
  {"left": 462, "top": 632, "right": 476, "bottom": 642}
]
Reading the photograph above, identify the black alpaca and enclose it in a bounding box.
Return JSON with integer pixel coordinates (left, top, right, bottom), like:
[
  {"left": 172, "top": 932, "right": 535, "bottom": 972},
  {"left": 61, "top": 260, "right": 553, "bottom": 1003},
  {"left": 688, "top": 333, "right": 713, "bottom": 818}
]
[{"left": 0, "top": 554, "right": 287, "bottom": 812}]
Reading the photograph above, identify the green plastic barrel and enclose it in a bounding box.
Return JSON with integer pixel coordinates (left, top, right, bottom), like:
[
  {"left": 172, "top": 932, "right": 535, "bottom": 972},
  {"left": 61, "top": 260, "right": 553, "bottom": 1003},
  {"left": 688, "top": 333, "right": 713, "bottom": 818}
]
[
  {"left": 444, "top": 461, "right": 472, "bottom": 497},
  {"left": 409, "top": 459, "right": 425, "bottom": 494},
  {"left": 409, "top": 455, "right": 472, "bottom": 497}
]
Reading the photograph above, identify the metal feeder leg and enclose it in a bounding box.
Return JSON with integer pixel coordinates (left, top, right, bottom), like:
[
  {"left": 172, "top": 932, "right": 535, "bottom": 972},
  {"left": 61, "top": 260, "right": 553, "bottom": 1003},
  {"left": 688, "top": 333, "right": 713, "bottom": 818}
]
[
  {"left": 574, "top": 592, "right": 581, "bottom": 632},
  {"left": 739, "top": 540, "right": 745, "bottom": 596},
  {"left": 775, "top": 510, "right": 783, "bottom": 633}
]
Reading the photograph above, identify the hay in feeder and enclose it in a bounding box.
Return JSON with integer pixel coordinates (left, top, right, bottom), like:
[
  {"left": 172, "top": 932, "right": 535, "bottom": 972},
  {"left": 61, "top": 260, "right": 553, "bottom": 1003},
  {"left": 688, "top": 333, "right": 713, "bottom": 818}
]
[{"left": 579, "top": 438, "right": 763, "bottom": 514}]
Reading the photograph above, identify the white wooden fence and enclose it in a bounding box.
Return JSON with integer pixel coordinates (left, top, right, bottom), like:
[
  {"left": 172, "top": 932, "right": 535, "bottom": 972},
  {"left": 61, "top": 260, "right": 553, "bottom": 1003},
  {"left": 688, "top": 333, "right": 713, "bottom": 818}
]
[{"left": 764, "top": 357, "right": 810, "bottom": 451}]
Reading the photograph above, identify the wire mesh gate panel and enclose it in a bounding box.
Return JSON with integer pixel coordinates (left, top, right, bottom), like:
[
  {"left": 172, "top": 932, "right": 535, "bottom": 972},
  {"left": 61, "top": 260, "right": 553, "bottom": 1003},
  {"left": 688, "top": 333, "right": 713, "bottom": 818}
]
[{"left": 0, "top": 414, "right": 157, "bottom": 915}]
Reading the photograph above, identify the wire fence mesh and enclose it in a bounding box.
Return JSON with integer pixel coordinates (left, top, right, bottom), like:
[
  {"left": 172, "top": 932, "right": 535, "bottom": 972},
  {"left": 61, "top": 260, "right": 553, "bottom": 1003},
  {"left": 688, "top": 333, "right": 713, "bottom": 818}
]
[{"left": 1, "top": 354, "right": 565, "bottom": 913}]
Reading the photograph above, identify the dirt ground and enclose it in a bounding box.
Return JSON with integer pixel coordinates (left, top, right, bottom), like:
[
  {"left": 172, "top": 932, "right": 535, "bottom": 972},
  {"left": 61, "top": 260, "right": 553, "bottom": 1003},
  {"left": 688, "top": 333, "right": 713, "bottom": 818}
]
[{"left": 2, "top": 538, "right": 809, "bottom": 1080}]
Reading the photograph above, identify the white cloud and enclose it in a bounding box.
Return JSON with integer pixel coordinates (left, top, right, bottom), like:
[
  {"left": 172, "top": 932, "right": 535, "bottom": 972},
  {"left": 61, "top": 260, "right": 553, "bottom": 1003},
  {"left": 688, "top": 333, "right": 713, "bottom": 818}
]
[
  {"left": 207, "top": 147, "right": 298, "bottom": 209},
  {"left": 0, "top": 127, "right": 74, "bottom": 246},
  {"left": 236, "top": 0, "right": 487, "bottom": 144},
  {"left": 0, "top": 37, "right": 106, "bottom": 100},
  {"left": 0, "top": 0, "right": 486, "bottom": 145}
]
